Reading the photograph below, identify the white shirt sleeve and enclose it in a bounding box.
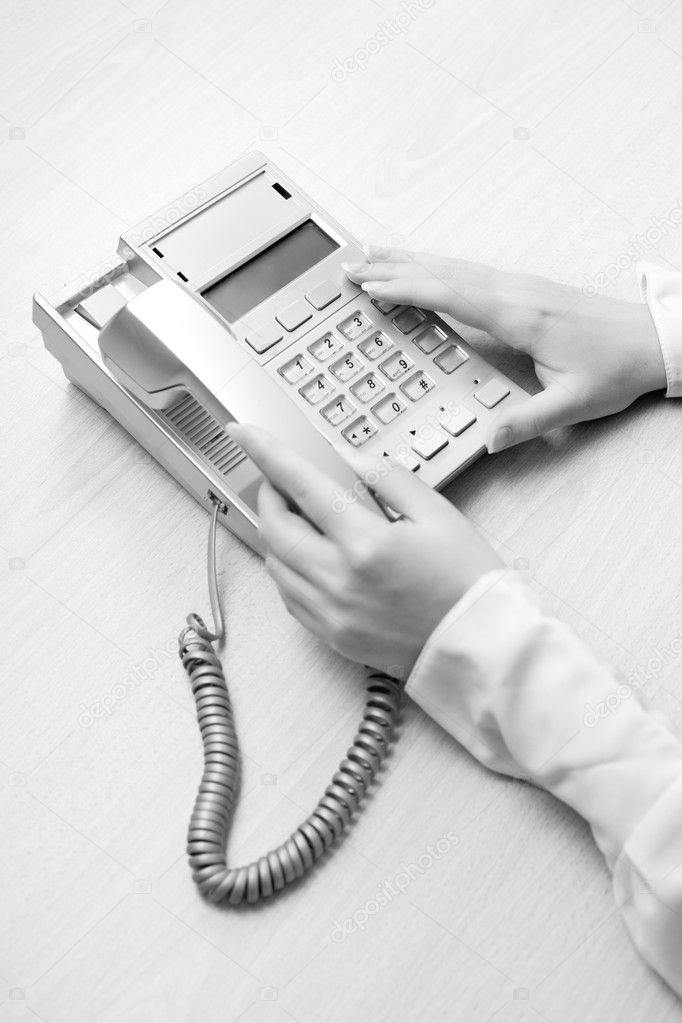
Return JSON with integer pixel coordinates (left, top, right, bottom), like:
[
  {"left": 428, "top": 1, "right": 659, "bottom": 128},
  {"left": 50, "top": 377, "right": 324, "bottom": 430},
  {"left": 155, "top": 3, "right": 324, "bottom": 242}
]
[
  {"left": 638, "top": 261, "right": 682, "bottom": 397},
  {"left": 406, "top": 569, "right": 682, "bottom": 997}
]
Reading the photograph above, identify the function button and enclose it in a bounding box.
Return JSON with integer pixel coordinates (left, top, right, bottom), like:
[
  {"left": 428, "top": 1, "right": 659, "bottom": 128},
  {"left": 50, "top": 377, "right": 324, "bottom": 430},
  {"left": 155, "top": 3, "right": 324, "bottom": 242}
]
[
  {"left": 372, "top": 393, "right": 406, "bottom": 425},
  {"left": 308, "top": 332, "right": 344, "bottom": 361},
  {"left": 338, "top": 310, "right": 373, "bottom": 341},
  {"left": 330, "top": 351, "right": 365, "bottom": 382},
  {"left": 358, "top": 330, "right": 393, "bottom": 361},
  {"left": 392, "top": 306, "right": 426, "bottom": 334},
  {"left": 299, "top": 374, "right": 335, "bottom": 405},
  {"left": 321, "top": 395, "right": 355, "bottom": 426},
  {"left": 439, "top": 405, "right": 476, "bottom": 436},
  {"left": 279, "top": 353, "right": 313, "bottom": 384},
  {"left": 400, "top": 371, "right": 436, "bottom": 402},
  {"left": 350, "top": 372, "right": 385, "bottom": 404},
  {"left": 342, "top": 416, "right": 378, "bottom": 446},
  {"left": 305, "top": 280, "right": 341, "bottom": 310},
  {"left": 434, "top": 344, "right": 469, "bottom": 374},
  {"left": 245, "top": 323, "right": 284, "bottom": 353},
  {"left": 371, "top": 298, "right": 398, "bottom": 315},
  {"left": 380, "top": 350, "right": 413, "bottom": 381},
  {"left": 410, "top": 429, "right": 449, "bottom": 460},
  {"left": 413, "top": 324, "right": 447, "bottom": 354},
  {"left": 391, "top": 447, "right": 420, "bottom": 472},
  {"left": 474, "top": 378, "right": 511, "bottom": 409},
  {"left": 276, "top": 300, "right": 313, "bottom": 332}
]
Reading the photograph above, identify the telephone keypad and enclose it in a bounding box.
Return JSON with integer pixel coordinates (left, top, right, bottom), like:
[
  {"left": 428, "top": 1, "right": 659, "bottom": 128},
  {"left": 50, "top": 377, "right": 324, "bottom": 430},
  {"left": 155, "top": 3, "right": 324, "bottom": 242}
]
[
  {"left": 400, "top": 371, "right": 436, "bottom": 401},
  {"left": 379, "top": 350, "right": 413, "bottom": 381},
  {"left": 308, "top": 332, "right": 343, "bottom": 361},
  {"left": 330, "top": 351, "right": 365, "bottom": 382},
  {"left": 321, "top": 395, "right": 355, "bottom": 426},
  {"left": 350, "top": 372, "right": 384, "bottom": 404},
  {"left": 372, "top": 393, "right": 406, "bottom": 424},
  {"left": 338, "top": 310, "right": 373, "bottom": 341},
  {"left": 299, "top": 373, "right": 335, "bottom": 405},
  {"left": 280, "top": 353, "right": 313, "bottom": 384},
  {"left": 273, "top": 297, "right": 513, "bottom": 454},
  {"left": 342, "top": 416, "right": 377, "bottom": 446},
  {"left": 358, "top": 331, "right": 393, "bottom": 361}
]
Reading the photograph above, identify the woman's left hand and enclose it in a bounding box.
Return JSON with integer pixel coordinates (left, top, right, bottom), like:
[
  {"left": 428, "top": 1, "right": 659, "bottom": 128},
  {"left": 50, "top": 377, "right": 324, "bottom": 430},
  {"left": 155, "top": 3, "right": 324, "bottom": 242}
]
[{"left": 228, "top": 423, "right": 502, "bottom": 679}]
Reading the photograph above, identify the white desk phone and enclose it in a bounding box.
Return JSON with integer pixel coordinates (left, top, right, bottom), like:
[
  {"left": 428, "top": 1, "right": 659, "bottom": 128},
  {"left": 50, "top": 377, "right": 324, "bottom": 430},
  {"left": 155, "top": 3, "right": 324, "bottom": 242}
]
[{"left": 33, "top": 151, "right": 528, "bottom": 905}]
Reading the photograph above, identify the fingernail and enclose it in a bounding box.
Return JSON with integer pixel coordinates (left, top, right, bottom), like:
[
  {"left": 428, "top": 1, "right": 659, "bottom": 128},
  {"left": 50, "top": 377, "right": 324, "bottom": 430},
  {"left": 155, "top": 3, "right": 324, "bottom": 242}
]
[
  {"left": 489, "top": 426, "right": 513, "bottom": 453},
  {"left": 341, "top": 261, "right": 366, "bottom": 273},
  {"left": 361, "top": 281, "right": 384, "bottom": 296}
]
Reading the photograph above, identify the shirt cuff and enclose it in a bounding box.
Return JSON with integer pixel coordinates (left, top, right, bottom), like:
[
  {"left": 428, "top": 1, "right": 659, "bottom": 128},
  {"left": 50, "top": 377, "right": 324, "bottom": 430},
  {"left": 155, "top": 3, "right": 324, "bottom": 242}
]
[
  {"left": 638, "top": 260, "right": 682, "bottom": 398},
  {"left": 615, "top": 775, "right": 682, "bottom": 997},
  {"left": 405, "top": 569, "right": 682, "bottom": 855}
]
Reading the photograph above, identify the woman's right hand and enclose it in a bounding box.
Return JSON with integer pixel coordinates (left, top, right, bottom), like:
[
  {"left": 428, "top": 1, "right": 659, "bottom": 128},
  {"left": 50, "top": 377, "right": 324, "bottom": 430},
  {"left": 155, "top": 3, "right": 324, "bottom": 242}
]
[{"left": 342, "top": 246, "right": 666, "bottom": 452}]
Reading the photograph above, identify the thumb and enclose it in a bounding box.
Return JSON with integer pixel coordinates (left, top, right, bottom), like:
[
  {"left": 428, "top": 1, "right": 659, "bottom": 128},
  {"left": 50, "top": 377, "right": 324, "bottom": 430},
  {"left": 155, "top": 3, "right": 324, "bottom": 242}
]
[{"left": 487, "top": 386, "right": 580, "bottom": 452}]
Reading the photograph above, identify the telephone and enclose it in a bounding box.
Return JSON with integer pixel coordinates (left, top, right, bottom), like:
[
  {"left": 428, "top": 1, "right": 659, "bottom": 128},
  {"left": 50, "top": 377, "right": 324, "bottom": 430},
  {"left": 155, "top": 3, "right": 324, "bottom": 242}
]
[{"left": 33, "top": 152, "right": 529, "bottom": 905}]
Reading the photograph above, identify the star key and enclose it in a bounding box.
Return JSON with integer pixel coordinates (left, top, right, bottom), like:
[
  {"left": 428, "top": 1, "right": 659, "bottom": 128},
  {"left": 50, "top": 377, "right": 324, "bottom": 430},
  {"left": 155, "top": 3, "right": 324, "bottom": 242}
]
[{"left": 342, "top": 416, "right": 378, "bottom": 447}]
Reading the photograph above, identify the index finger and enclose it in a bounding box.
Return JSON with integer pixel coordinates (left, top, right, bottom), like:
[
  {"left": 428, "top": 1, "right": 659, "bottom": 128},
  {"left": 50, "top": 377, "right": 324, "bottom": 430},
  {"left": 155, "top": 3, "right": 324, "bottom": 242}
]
[{"left": 227, "top": 422, "right": 380, "bottom": 544}]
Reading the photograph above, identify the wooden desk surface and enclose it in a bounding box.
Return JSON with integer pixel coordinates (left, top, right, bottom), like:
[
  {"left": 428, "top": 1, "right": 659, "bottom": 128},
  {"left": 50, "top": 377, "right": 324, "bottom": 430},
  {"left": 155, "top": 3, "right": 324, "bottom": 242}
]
[{"left": 3, "top": 1, "right": 682, "bottom": 1020}]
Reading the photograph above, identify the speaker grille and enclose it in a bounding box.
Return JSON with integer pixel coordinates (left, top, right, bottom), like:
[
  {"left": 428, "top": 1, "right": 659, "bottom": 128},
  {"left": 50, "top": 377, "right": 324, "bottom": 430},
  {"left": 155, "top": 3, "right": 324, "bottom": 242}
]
[{"left": 163, "top": 394, "right": 246, "bottom": 477}]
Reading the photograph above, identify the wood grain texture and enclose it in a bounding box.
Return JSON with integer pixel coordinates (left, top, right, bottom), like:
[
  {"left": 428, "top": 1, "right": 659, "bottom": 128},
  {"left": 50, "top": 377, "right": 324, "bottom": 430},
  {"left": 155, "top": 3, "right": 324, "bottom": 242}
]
[{"left": 2, "top": 0, "right": 682, "bottom": 1020}]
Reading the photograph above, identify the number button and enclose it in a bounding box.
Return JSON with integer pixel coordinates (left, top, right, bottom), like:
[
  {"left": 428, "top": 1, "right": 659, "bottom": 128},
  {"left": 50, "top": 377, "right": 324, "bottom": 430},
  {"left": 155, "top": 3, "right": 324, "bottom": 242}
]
[
  {"left": 337, "top": 310, "right": 372, "bottom": 341},
  {"left": 321, "top": 395, "right": 355, "bottom": 426},
  {"left": 372, "top": 393, "right": 406, "bottom": 424},
  {"left": 358, "top": 331, "right": 393, "bottom": 361},
  {"left": 299, "top": 374, "right": 335, "bottom": 405},
  {"left": 330, "top": 352, "right": 365, "bottom": 382},
  {"left": 400, "top": 371, "right": 436, "bottom": 401},
  {"left": 342, "top": 416, "right": 378, "bottom": 447},
  {"left": 308, "top": 332, "right": 344, "bottom": 362},
  {"left": 350, "top": 373, "right": 384, "bottom": 404},
  {"left": 279, "top": 354, "right": 313, "bottom": 384},
  {"left": 380, "top": 350, "right": 413, "bottom": 381}
]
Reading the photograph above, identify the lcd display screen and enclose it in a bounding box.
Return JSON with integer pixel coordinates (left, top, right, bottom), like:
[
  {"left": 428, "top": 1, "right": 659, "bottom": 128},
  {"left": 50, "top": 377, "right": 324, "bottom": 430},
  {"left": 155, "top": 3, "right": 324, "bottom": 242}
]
[{"left": 201, "top": 220, "right": 338, "bottom": 322}]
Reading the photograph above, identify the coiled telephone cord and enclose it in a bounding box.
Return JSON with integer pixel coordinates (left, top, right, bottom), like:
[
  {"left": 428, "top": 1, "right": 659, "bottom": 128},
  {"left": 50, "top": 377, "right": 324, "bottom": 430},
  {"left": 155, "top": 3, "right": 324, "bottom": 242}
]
[{"left": 178, "top": 496, "right": 402, "bottom": 905}]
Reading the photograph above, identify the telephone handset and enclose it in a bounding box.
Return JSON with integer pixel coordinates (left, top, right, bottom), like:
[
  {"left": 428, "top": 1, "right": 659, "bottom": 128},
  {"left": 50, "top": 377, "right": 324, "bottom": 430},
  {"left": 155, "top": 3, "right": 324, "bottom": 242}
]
[
  {"left": 97, "top": 275, "right": 385, "bottom": 524},
  {"left": 33, "top": 152, "right": 529, "bottom": 904}
]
